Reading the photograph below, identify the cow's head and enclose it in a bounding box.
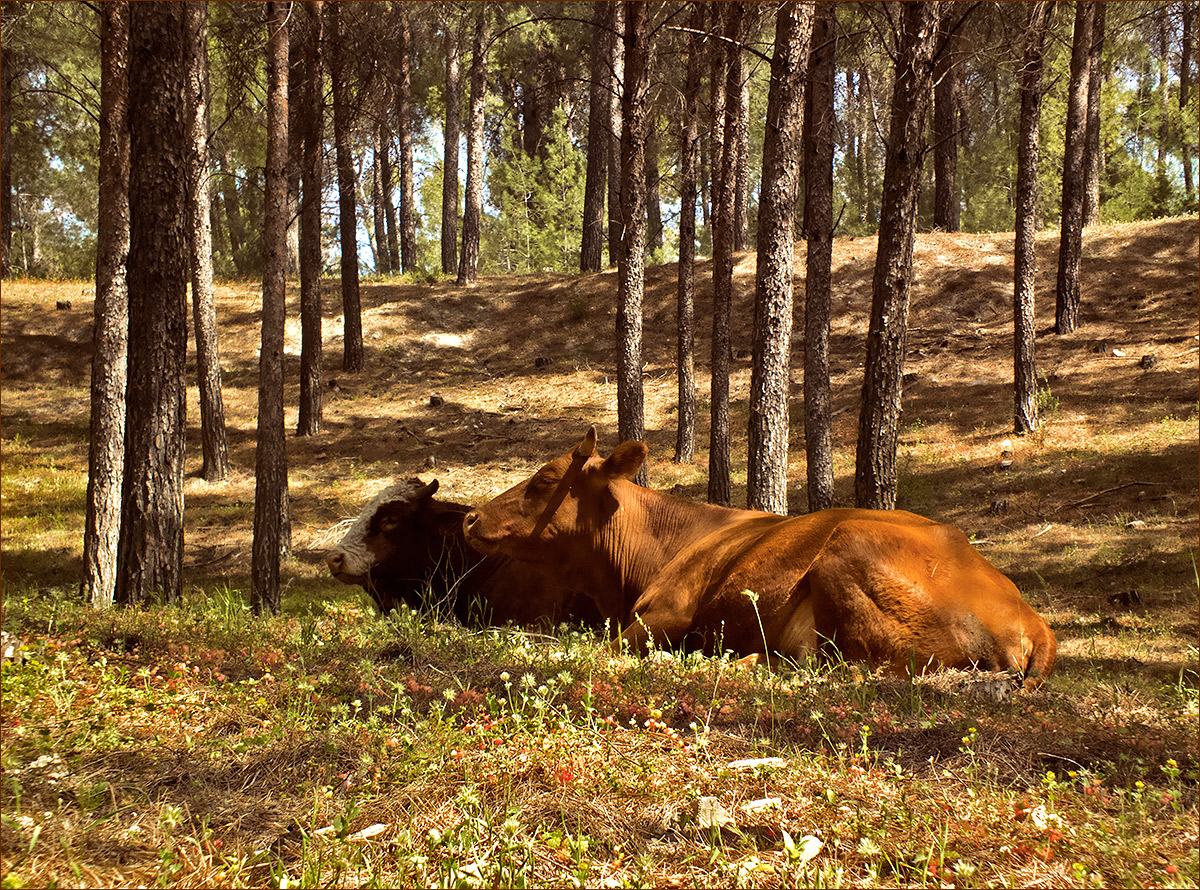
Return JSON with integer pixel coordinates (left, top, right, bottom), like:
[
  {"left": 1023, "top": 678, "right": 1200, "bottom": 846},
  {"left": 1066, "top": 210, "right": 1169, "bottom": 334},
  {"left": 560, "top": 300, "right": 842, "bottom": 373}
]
[
  {"left": 326, "top": 477, "right": 457, "bottom": 613},
  {"left": 463, "top": 426, "right": 647, "bottom": 566}
]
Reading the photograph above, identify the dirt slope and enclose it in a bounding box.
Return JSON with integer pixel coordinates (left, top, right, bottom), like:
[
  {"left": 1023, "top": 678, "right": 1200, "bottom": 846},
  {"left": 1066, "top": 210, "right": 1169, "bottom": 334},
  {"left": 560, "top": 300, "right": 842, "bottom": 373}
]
[{"left": 1, "top": 218, "right": 1196, "bottom": 631}]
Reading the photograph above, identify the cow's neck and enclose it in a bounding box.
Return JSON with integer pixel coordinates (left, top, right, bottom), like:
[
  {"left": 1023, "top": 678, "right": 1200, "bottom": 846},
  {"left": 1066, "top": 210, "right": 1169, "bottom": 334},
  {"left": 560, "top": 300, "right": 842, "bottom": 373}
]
[{"left": 583, "top": 482, "right": 747, "bottom": 620}]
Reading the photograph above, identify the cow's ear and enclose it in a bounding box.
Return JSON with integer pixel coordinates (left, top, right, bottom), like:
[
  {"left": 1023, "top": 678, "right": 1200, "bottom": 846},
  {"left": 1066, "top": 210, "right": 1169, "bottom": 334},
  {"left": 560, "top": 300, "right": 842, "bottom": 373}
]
[
  {"left": 416, "top": 479, "right": 439, "bottom": 501},
  {"left": 573, "top": 426, "right": 598, "bottom": 460},
  {"left": 600, "top": 441, "right": 647, "bottom": 481}
]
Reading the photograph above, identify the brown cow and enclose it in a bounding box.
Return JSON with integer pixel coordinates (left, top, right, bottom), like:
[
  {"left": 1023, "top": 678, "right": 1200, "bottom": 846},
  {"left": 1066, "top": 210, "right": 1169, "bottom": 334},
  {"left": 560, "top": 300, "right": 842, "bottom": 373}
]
[
  {"left": 326, "top": 478, "right": 601, "bottom": 629},
  {"left": 463, "top": 428, "right": 1057, "bottom": 687}
]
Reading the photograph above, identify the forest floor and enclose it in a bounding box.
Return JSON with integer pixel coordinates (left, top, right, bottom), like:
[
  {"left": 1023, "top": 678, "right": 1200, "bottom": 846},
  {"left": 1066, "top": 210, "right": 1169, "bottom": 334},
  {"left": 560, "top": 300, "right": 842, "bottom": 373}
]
[{"left": 1, "top": 217, "right": 1197, "bottom": 887}]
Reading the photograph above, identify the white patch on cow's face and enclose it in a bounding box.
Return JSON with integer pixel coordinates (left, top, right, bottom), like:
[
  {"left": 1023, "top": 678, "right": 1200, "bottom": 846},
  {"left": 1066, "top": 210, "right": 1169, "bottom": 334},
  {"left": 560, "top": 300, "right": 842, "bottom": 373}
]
[{"left": 330, "top": 480, "right": 426, "bottom": 577}]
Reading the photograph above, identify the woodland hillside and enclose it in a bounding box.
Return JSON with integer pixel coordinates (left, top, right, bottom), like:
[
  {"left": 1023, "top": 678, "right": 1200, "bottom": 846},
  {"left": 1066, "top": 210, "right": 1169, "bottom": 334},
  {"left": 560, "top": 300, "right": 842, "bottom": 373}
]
[
  {"left": 3, "top": 218, "right": 1197, "bottom": 604},
  {"left": 2, "top": 218, "right": 1198, "bottom": 888}
]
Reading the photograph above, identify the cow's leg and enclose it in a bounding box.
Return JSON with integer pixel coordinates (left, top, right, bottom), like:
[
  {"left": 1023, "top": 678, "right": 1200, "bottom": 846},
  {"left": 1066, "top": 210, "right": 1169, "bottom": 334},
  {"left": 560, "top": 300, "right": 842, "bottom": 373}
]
[{"left": 615, "top": 584, "right": 700, "bottom": 655}]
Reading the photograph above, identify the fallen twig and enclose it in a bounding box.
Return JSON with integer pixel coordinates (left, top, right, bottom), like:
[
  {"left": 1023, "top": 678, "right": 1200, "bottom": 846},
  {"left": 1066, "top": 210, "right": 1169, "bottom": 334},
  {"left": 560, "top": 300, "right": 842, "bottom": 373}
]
[{"left": 1065, "top": 481, "right": 1164, "bottom": 509}]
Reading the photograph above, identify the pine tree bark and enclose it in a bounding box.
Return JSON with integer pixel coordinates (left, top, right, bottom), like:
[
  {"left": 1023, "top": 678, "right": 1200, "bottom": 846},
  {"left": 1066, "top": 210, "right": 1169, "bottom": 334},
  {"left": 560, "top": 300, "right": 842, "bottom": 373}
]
[
  {"left": 184, "top": 1, "right": 229, "bottom": 483},
  {"left": 298, "top": 0, "right": 323, "bottom": 437},
  {"left": 733, "top": 71, "right": 750, "bottom": 252},
  {"left": 217, "top": 140, "right": 249, "bottom": 275},
  {"left": 381, "top": 124, "right": 399, "bottom": 272},
  {"left": 674, "top": 3, "right": 704, "bottom": 465},
  {"left": 606, "top": 1, "right": 625, "bottom": 268},
  {"left": 441, "top": 13, "right": 461, "bottom": 276},
  {"left": 116, "top": 1, "right": 189, "bottom": 606},
  {"left": 646, "top": 121, "right": 663, "bottom": 252},
  {"left": 286, "top": 27, "right": 303, "bottom": 276},
  {"left": 708, "top": 3, "right": 728, "bottom": 256},
  {"left": 709, "top": 1, "right": 743, "bottom": 507},
  {"left": 803, "top": 1, "right": 837, "bottom": 513},
  {"left": 253, "top": 0, "right": 292, "bottom": 616},
  {"left": 396, "top": 8, "right": 417, "bottom": 273},
  {"left": 84, "top": 0, "right": 130, "bottom": 608},
  {"left": 0, "top": 33, "right": 13, "bottom": 278},
  {"left": 854, "top": 1, "right": 939, "bottom": 510},
  {"left": 1182, "top": 1, "right": 1196, "bottom": 205},
  {"left": 1014, "top": 1, "right": 1053, "bottom": 436},
  {"left": 1054, "top": 0, "right": 1095, "bottom": 335},
  {"left": 457, "top": 7, "right": 488, "bottom": 285},
  {"left": 748, "top": 1, "right": 813, "bottom": 515},
  {"left": 618, "top": 0, "right": 650, "bottom": 487},
  {"left": 933, "top": 5, "right": 962, "bottom": 232},
  {"left": 329, "top": 2, "right": 363, "bottom": 369},
  {"left": 372, "top": 126, "right": 390, "bottom": 273},
  {"left": 581, "top": 0, "right": 612, "bottom": 272},
  {"left": 1082, "top": 1, "right": 1106, "bottom": 226}
]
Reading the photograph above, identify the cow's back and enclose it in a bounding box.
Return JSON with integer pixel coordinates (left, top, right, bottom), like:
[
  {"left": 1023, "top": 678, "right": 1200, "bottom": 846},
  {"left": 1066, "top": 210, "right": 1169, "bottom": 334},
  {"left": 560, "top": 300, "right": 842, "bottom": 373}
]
[{"left": 628, "top": 507, "right": 1055, "bottom": 682}]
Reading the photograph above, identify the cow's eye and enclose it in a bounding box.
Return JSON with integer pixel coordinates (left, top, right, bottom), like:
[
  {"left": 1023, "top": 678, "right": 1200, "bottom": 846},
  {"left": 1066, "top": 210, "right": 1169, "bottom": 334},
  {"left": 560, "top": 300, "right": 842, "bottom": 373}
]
[{"left": 529, "top": 473, "right": 558, "bottom": 492}]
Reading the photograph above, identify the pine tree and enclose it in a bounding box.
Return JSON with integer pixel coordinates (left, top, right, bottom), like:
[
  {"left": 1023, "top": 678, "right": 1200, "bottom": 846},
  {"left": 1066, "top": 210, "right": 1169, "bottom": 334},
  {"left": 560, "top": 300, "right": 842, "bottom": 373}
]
[
  {"left": 747, "top": 1, "right": 813, "bottom": 515},
  {"left": 116, "top": 1, "right": 189, "bottom": 605},
  {"left": 854, "top": 1, "right": 940, "bottom": 510},
  {"left": 803, "top": 1, "right": 837, "bottom": 513},
  {"left": 1014, "top": 2, "right": 1054, "bottom": 435},
  {"left": 84, "top": 0, "right": 130, "bottom": 607},
  {"left": 252, "top": 0, "right": 291, "bottom": 615}
]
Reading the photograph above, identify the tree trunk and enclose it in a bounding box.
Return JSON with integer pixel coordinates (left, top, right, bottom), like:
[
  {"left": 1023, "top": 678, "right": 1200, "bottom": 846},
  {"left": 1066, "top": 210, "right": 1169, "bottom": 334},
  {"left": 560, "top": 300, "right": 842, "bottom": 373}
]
[
  {"left": 803, "top": 1, "right": 837, "bottom": 513},
  {"left": 580, "top": 0, "right": 611, "bottom": 272},
  {"left": 854, "top": 1, "right": 939, "bottom": 511},
  {"left": 217, "top": 142, "right": 249, "bottom": 275},
  {"left": 253, "top": 0, "right": 292, "bottom": 616},
  {"left": 184, "top": 1, "right": 229, "bottom": 483},
  {"left": 1054, "top": 0, "right": 1095, "bottom": 335},
  {"left": 84, "top": 0, "right": 130, "bottom": 608},
  {"left": 747, "top": 1, "right": 813, "bottom": 516},
  {"left": 286, "top": 24, "right": 303, "bottom": 276},
  {"left": 458, "top": 7, "right": 488, "bottom": 285},
  {"left": 933, "top": 5, "right": 962, "bottom": 232},
  {"left": 329, "top": 2, "right": 363, "bottom": 369},
  {"left": 396, "top": 9, "right": 416, "bottom": 273},
  {"left": 1082, "top": 1, "right": 1106, "bottom": 226},
  {"left": 372, "top": 126, "right": 389, "bottom": 273},
  {"left": 1182, "top": 0, "right": 1196, "bottom": 205},
  {"left": 441, "top": 14, "right": 461, "bottom": 275},
  {"left": 116, "top": 1, "right": 189, "bottom": 606},
  {"left": 381, "top": 124, "right": 399, "bottom": 272},
  {"left": 709, "top": 1, "right": 743, "bottom": 507},
  {"left": 617, "top": 0, "right": 649, "bottom": 487},
  {"left": 606, "top": 1, "right": 624, "bottom": 268},
  {"left": 1014, "top": 2, "right": 1053, "bottom": 436},
  {"left": 733, "top": 70, "right": 750, "bottom": 251},
  {"left": 1156, "top": 6, "right": 1170, "bottom": 187},
  {"left": 646, "top": 121, "right": 663, "bottom": 252},
  {"left": 298, "top": 0, "right": 323, "bottom": 437},
  {"left": 1, "top": 35, "right": 13, "bottom": 277},
  {"left": 708, "top": 4, "right": 728, "bottom": 259},
  {"left": 674, "top": 3, "right": 704, "bottom": 465}
]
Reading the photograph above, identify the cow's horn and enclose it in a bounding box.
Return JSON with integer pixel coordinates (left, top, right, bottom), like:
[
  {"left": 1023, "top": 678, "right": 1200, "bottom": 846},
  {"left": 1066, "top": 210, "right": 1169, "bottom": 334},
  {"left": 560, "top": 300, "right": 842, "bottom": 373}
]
[
  {"left": 575, "top": 426, "right": 597, "bottom": 459},
  {"left": 417, "top": 479, "right": 439, "bottom": 499}
]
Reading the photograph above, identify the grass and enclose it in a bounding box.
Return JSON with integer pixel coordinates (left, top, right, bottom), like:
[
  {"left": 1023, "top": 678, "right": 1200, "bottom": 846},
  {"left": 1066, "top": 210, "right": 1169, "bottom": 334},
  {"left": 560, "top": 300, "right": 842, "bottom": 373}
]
[
  {"left": 1, "top": 591, "right": 1196, "bottom": 888},
  {"left": 2, "top": 218, "right": 1198, "bottom": 886}
]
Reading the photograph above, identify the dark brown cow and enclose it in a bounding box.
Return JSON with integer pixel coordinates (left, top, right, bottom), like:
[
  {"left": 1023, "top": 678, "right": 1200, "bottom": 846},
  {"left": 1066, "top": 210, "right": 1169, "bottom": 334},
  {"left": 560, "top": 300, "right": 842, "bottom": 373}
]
[
  {"left": 463, "top": 428, "right": 1057, "bottom": 687},
  {"left": 326, "top": 478, "right": 600, "bottom": 629}
]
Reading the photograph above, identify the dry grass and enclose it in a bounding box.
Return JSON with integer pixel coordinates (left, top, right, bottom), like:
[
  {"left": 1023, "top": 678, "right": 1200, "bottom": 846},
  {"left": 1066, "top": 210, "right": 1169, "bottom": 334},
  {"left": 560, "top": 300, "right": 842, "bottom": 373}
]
[{"left": 1, "top": 217, "right": 1197, "bottom": 887}]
